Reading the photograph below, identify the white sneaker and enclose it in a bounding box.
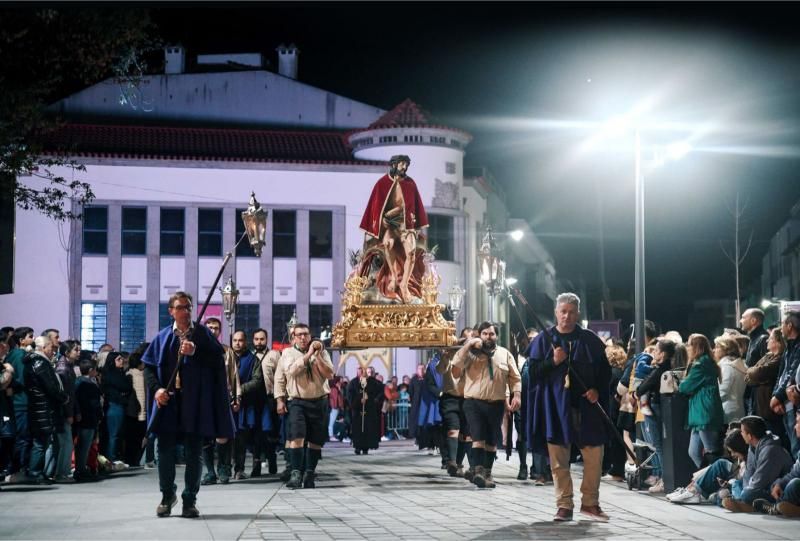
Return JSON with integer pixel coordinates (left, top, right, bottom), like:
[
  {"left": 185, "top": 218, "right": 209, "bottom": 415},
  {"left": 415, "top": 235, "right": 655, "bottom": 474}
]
[
  {"left": 648, "top": 479, "right": 665, "bottom": 493},
  {"left": 670, "top": 488, "right": 701, "bottom": 504},
  {"left": 5, "top": 472, "right": 31, "bottom": 484},
  {"left": 666, "top": 487, "right": 687, "bottom": 501},
  {"left": 380, "top": 436, "right": 389, "bottom": 442},
  {"left": 342, "top": 438, "right": 351, "bottom": 443}
]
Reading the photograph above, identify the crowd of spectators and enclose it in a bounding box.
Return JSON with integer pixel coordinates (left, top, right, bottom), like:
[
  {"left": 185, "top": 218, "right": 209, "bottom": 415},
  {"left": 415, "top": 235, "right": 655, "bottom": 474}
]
[
  {"left": 601, "top": 308, "right": 800, "bottom": 519},
  {"left": 1, "top": 326, "right": 149, "bottom": 486}
]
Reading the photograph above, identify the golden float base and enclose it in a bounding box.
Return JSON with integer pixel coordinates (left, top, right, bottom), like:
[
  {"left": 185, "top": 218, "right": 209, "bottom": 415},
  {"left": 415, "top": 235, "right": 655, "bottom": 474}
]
[{"left": 332, "top": 275, "right": 457, "bottom": 349}]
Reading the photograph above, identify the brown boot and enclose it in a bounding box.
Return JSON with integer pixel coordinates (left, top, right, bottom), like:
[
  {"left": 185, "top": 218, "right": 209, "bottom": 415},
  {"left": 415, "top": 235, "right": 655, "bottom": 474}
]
[{"left": 472, "top": 465, "right": 486, "bottom": 487}]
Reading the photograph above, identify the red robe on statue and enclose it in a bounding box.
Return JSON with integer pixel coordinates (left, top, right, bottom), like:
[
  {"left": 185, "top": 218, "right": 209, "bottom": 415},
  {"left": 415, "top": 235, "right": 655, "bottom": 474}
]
[{"left": 359, "top": 174, "right": 429, "bottom": 238}]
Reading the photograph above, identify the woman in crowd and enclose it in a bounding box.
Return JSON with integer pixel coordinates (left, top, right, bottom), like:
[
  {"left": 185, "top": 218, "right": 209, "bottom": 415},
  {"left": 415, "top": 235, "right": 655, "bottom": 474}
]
[
  {"left": 679, "top": 333, "right": 725, "bottom": 468},
  {"left": 101, "top": 351, "right": 132, "bottom": 462},
  {"left": 715, "top": 335, "right": 747, "bottom": 425},
  {"left": 124, "top": 344, "right": 148, "bottom": 467},
  {"left": 746, "top": 328, "right": 786, "bottom": 442},
  {"left": 602, "top": 342, "right": 628, "bottom": 482},
  {"left": 634, "top": 338, "right": 677, "bottom": 493}
]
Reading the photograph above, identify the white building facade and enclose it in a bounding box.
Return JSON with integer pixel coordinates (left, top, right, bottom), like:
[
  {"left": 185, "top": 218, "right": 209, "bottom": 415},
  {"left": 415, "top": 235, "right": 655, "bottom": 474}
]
[{"left": 2, "top": 47, "right": 555, "bottom": 378}]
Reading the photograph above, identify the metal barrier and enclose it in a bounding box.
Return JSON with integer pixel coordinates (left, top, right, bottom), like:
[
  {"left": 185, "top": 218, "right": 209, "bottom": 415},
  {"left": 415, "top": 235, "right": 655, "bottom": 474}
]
[{"left": 385, "top": 398, "right": 410, "bottom": 438}]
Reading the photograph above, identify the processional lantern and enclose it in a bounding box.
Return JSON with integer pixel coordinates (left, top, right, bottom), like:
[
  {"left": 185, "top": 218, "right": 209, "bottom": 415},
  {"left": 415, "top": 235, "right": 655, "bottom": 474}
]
[
  {"left": 220, "top": 276, "right": 240, "bottom": 322},
  {"left": 448, "top": 279, "right": 465, "bottom": 321},
  {"left": 241, "top": 192, "right": 268, "bottom": 257}
]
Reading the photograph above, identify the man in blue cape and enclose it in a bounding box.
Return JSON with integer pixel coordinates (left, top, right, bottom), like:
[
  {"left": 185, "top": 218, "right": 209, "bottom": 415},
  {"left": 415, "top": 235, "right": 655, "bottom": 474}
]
[
  {"left": 525, "top": 292, "right": 611, "bottom": 522},
  {"left": 143, "top": 291, "right": 235, "bottom": 519}
]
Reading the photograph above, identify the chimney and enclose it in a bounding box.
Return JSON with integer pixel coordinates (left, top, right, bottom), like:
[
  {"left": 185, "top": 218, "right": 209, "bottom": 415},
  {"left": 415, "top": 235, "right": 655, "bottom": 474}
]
[
  {"left": 276, "top": 43, "right": 299, "bottom": 79},
  {"left": 165, "top": 45, "right": 185, "bottom": 74}
]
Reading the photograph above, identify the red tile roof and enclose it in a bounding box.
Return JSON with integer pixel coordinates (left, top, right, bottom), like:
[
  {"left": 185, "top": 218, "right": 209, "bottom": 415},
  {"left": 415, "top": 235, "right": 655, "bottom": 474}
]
[
  {"left": 357, "top": 99, "right": 471, "bottom": 137},
  {"left": 41, "top": 123, "right": 386, "bottom": 165}
]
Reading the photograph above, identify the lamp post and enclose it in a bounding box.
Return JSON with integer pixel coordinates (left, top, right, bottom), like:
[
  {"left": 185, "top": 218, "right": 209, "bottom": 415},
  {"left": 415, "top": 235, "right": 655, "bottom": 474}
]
[
  {"left": 634, "top": 128, "right": 646, "bottom": 354},
  {"left": 448, "top": 278, "right": 465, "bottom": 325},
  {"left": 478, "top": 225, "right": 506, "bottom": 322},
  {"left": 220, "top": 276, "right": 240, "bottom": 346}
]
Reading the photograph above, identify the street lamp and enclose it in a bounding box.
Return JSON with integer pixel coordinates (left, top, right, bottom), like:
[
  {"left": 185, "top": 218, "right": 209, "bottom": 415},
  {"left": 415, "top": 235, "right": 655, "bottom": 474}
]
[
  {"left": 478, "top": 225, "right": 506, "bottom": 322},
  {"left": 220, "top": 276, "right": 239, "bottom": 346},
  {"left": 448, "top": 278, "right": 465, "bottom": 324}
]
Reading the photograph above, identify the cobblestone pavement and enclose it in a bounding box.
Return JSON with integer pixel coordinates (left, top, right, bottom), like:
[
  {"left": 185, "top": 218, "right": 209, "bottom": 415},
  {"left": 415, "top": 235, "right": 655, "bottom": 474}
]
[{"left": 241, "top": 441, "right": 796, "bottom": 541}]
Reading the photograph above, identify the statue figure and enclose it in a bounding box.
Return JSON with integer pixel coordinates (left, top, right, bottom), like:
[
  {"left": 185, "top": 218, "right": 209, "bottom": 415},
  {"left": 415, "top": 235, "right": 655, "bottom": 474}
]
[{"left": 358, "top": 155, "right": 429, "bottom": 303}]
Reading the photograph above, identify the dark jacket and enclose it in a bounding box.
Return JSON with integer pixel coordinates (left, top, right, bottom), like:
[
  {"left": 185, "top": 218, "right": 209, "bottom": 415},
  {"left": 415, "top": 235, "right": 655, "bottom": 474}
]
[
  {"left": 23, "top": 351, "right": 68, "bottom": 435},
  {"left": 745, "top": 326, "right": 769, "bottom": 368},
  {"left": 101, "top": 366, "right": 133, "bottom": 407},
  {"left": 75, "top": 376, "right": 103, "bottom": 429},
  {"left": 773, "top": 338, "right": 800, "bottom": 404},
  {"left": 55, "top": 356, "right": 79, "bottom": 419}
]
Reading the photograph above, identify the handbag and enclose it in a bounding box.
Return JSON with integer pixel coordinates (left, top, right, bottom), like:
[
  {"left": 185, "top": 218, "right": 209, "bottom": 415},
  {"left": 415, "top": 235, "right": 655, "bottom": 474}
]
[{"left": 660, "top": 369, "right": 684, "bottom": 394}]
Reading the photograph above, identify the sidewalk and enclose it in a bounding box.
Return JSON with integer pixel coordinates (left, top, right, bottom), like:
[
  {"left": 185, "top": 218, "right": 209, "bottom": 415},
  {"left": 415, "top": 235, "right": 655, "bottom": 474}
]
[{"left": 1, "top": 440, "right": 797, "bottom": 540}]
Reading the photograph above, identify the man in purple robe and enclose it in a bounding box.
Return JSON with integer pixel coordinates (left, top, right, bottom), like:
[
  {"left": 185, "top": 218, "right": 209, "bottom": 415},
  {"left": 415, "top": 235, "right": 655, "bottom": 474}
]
[
  {"left": 143, "top": 291, "right": 235, "bottom": 519},
  {"left": 525, "top": 292, "right": 611, "bottom": 522}
]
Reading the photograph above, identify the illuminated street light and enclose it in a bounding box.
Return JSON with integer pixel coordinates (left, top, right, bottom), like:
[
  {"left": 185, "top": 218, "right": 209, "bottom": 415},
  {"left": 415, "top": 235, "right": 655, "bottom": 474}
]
[
  {"left": 505, "top": 277, "right": 518, "bottom": 286},
  {"left": 510, "top": 229, "right": 524, "bottom": 242}
]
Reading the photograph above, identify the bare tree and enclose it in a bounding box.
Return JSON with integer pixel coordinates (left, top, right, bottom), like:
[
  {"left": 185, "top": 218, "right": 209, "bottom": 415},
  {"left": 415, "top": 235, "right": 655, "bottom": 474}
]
[{"left": 720, "top": 190, "right": 754, "bottom": 322}]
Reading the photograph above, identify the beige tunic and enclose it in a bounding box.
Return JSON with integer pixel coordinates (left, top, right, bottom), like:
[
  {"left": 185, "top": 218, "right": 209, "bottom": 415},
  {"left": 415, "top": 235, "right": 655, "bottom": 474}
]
[
  {"left": 274, "top": 346, "right": 333, "bottom": 401},
  {"left": 452, "top": 344, "right": 521, "bottom": 401},
  {"left": 258, "top": 349, "right": 282, "bottom": 395},
  {"left": 436, "top": 349, "right": 465, "bottom": 397}
]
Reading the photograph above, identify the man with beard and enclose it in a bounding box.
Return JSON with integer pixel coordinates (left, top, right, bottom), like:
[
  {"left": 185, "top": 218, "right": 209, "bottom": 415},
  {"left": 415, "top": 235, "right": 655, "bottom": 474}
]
[
  {"left": 359, "top": 155, "right": 429, "bottom": 303},
  {"left": 740, "top": 308, "right": 769, "bottom": 416},
  {"left": 453, "top": 322, "right": 521, "bottom": 489},
  {"left": 347, "top": 367, "right": 383, "bottom": 455},
  {"left": 254, "top": 328, "right": 281, "bottom": 474},
  {"left": 526, "top": 292, "right": 611, "bottom": 522},
  {"left": 201, "top": 318, "right": 241, "bottom": 485},
  {"left": 436, "top": 328, "right": 477, "bottom": 479},
  {"left": 232, "top": 331, "right": 265, "bottom": 479},
  {"left": 275, "top": 324, "right": 333, "bottom": 489}
]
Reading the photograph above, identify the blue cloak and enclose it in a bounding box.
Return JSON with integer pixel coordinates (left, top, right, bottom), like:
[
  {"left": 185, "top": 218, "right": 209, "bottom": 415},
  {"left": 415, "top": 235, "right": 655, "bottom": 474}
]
[
  {"left": 524, "top": 325, "right": 611, "bottom": 452},
  {"left": 418, "top": 353, "right": 443, "bottom": 427},
  {"left": 142, "top": 325, "right": 235, "bottom": 439},
  {"left": 237, "top": 351, "right": 273, "bottom": 431}
]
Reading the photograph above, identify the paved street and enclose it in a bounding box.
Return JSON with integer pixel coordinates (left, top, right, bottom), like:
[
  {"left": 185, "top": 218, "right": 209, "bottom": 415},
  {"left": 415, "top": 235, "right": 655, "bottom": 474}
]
[{"left": 1, "top": 440, "right": 797, "bottom": 540}]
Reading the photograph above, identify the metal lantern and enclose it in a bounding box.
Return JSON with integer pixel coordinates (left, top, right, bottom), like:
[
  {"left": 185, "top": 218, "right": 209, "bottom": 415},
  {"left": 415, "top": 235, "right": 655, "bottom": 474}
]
[
  {"left": 478, "top": 226, "right": 506, "bottom": 295},
  {"left": 241, "top": 192, "right": 268, "bottom": 257},
  {"left": 448, "top": 279, "right": 466, "bottom": 321},
  {"left": 287, "top": 309, "right": 299, "bottom": 340},
  {"left": 220, "top": 276, "right": 240, "bottom": 322}
]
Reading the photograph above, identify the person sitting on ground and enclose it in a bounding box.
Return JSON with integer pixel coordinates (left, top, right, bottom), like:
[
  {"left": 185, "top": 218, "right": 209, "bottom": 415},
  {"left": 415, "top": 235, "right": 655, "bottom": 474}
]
[
  {"left": 753, "top": 410, "right": 800, "bottom": 518},
  {"left": 667, "top": 428, "right": 749, "bottom": 505},
  {"left": 721, "top": 416, "right": 792, "bottom": 512}
]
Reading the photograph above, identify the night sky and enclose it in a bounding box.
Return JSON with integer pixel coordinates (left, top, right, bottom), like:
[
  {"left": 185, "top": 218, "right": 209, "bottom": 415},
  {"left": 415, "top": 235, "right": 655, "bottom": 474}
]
[{"left": 151, "top": 2, "right": 800, "bottom": 334}]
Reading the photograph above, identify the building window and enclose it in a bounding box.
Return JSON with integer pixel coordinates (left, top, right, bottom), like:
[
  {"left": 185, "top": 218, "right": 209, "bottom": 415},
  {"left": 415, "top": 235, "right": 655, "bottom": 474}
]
[
  {"left": 235, "top": 208, "right": 257, "bottom": 257},
  {"left": 236, "top": 304, "right": 260, "bottom": 343},
  {"left": 431, "top": 136, "right": 446, "bottom": 144},
  {"left": 198, "top": 208, "right": 222, "bottom": 256},
  {"left": 309, "top": 210, "right": 332, "bottom": 258},
  {"left": 272, "top": 304, "right": 296, "bottom": 345},
  {"left": 427, "top": 214, "right": 454, "bottom": 261},
  {"left": 446, "top": 162, "right": 456, "bottom": 175},
  {"left": 379, "top": 135, "right": 397, "bottom": 143},
  {"left": 159, "top": 303, "right": 172, "bottom": 329},
  {"left": 83, "top": 206, "right": 108, "bottom": 255},
  {"left": 309, "top": 304, "right": 332, "bottom": 339},
  {"left": 81, "top": 302, "right": 107, "bottom": 351},
  {"left": 273, "top": 210, "right": 296, "bottom": 258},
  {"left": 160, "top": 208, "right": 185, "bottom": 256},
  {"left": 120, "top": 303, "right": 146, "bottom": 351},
  {"left": 121, "top": 207, "right": 147, "bottom": 255}
]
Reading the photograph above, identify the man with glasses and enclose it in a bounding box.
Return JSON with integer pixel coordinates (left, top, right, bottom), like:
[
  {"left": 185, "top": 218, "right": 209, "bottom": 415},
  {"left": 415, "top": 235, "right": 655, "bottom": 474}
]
[
  {"left": 142, "top": 292, "right": 235, "bottom": 518},
  {"left": 274, "top": 323, "right": 333, "bottom": 489}
]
